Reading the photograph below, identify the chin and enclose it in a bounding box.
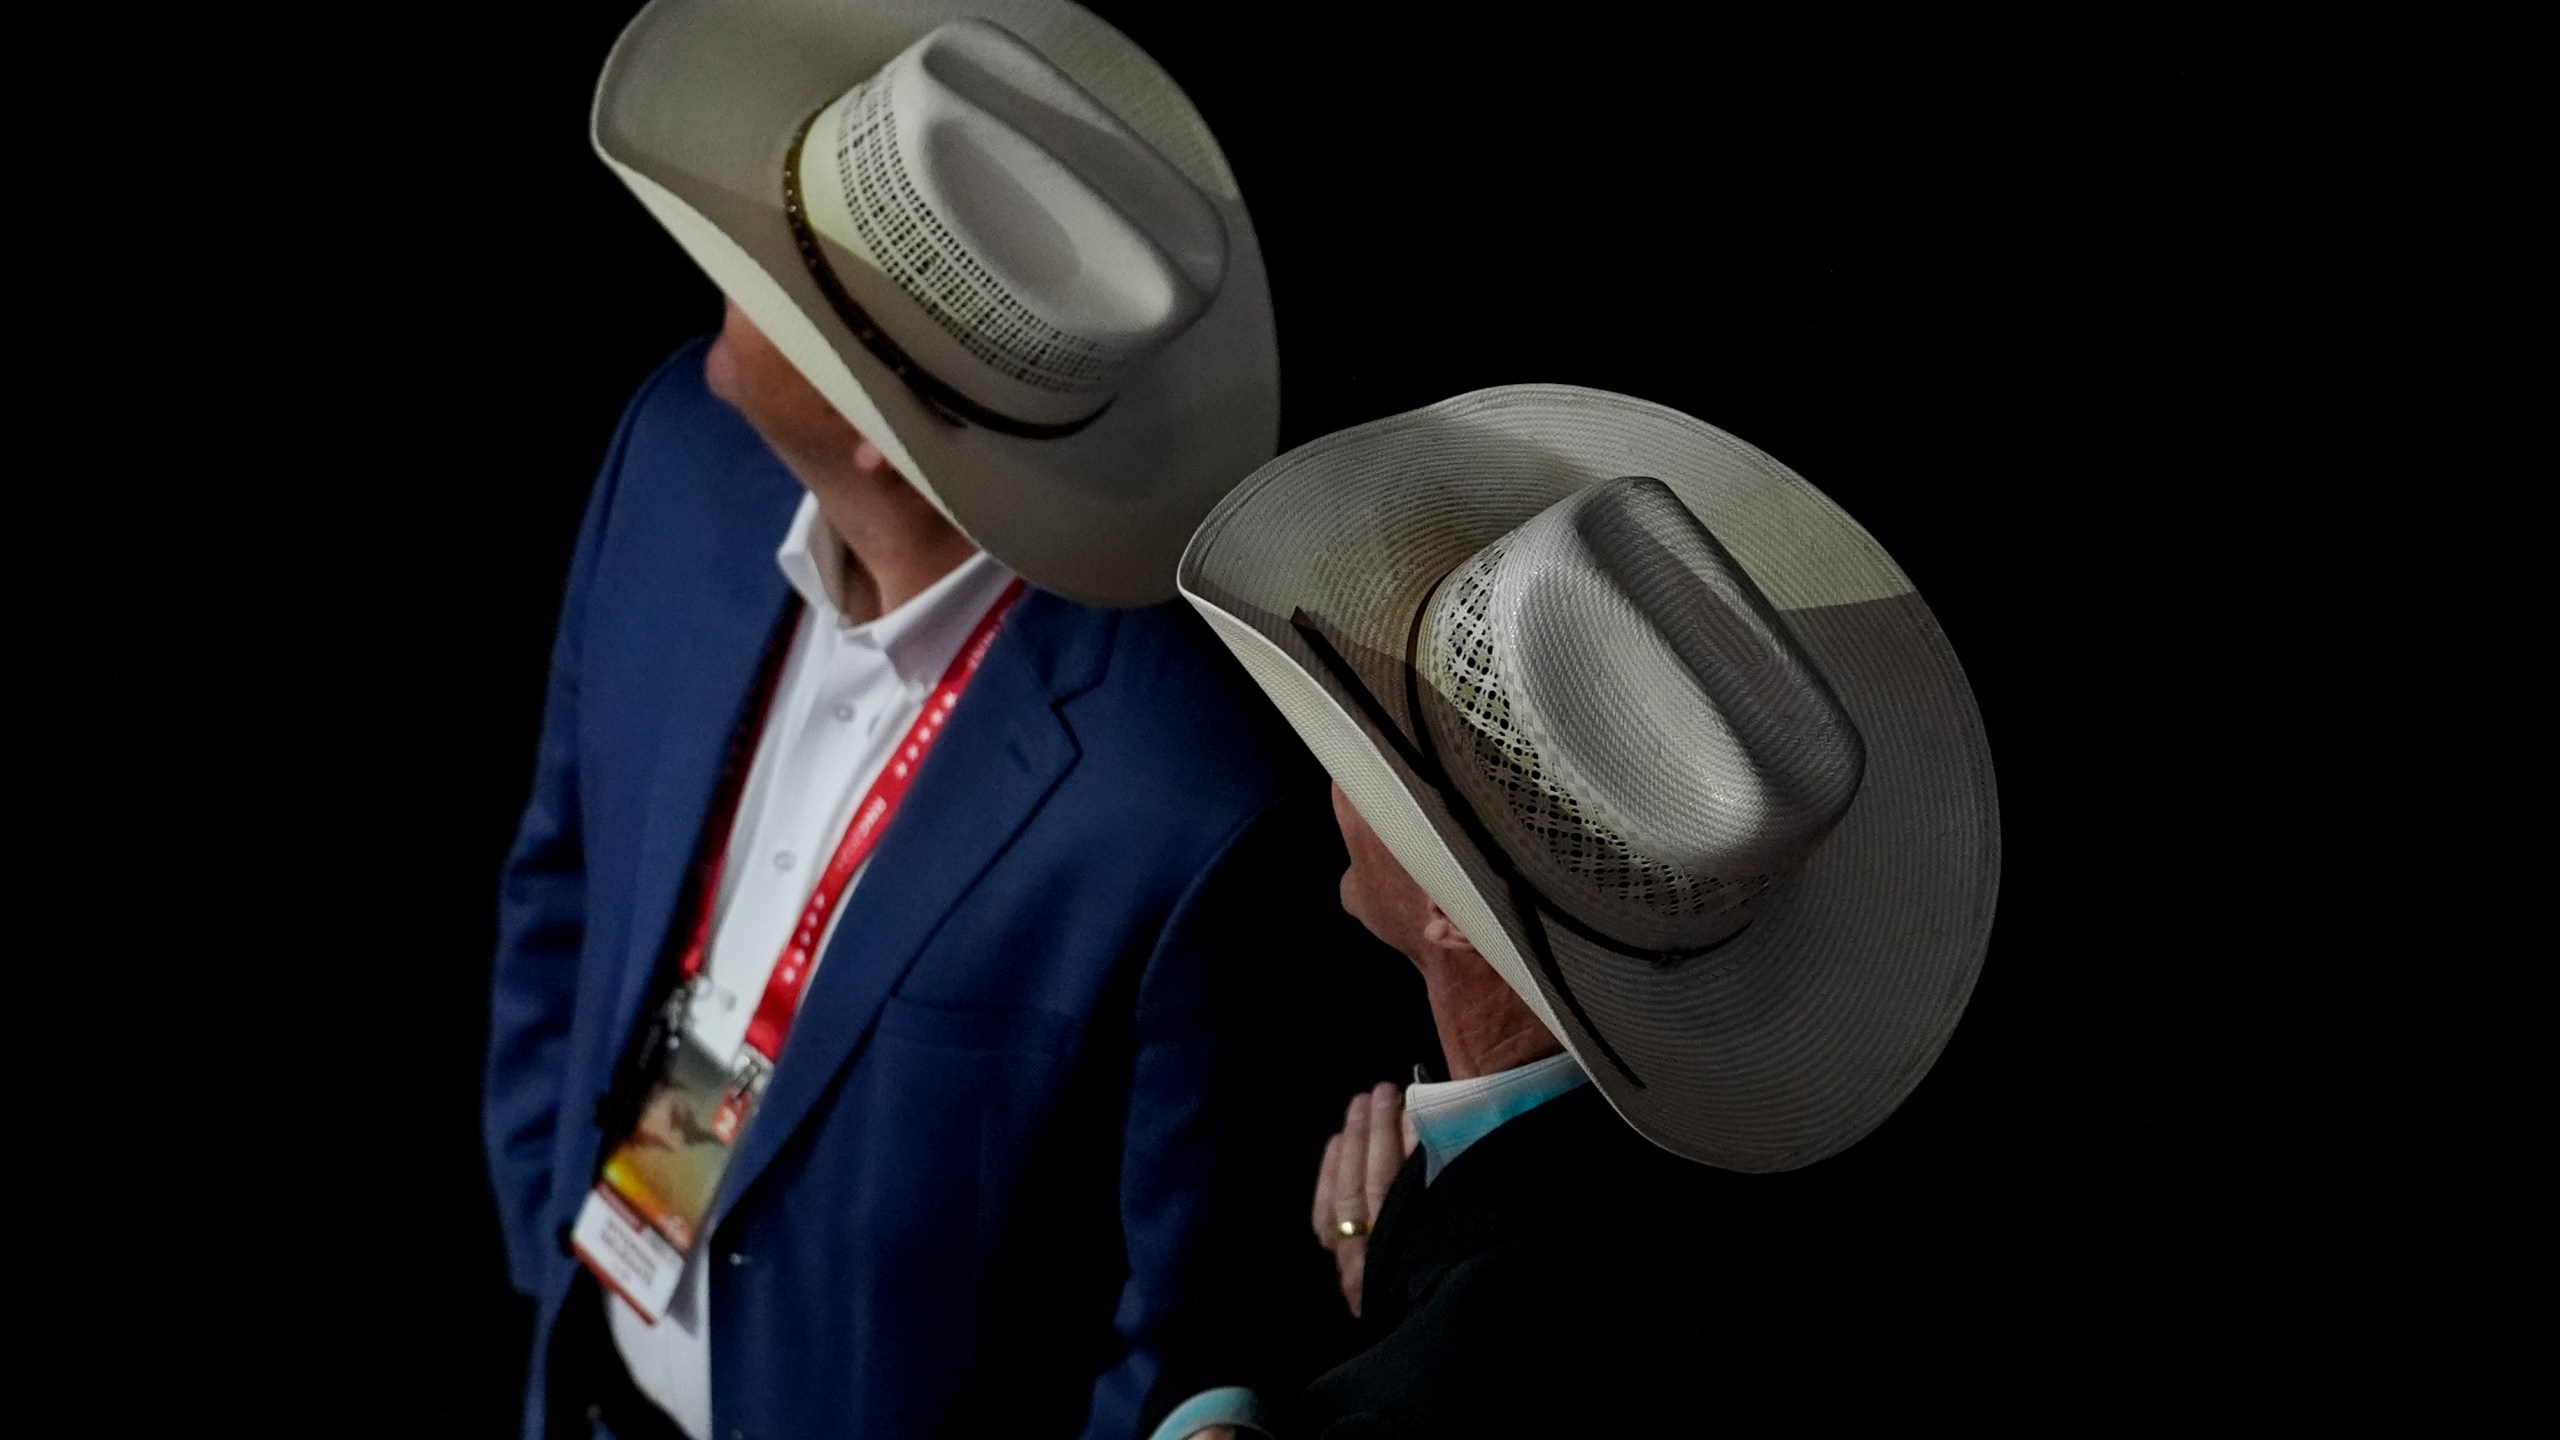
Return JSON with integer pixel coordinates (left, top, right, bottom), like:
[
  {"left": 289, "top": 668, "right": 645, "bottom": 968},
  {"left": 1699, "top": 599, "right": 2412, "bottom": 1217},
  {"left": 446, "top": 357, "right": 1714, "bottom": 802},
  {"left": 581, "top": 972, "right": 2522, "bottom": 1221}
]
[
  {"left": 701, "top": 333, "right": 743, "bottom": 406},
  {"left": 1338, "top": 880, "right": 1390, "bottom": 951}
]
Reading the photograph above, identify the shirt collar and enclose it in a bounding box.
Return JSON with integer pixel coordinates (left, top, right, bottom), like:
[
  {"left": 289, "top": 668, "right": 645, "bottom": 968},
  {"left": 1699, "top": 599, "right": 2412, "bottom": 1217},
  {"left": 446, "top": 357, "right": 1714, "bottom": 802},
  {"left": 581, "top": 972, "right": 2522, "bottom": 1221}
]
[
  {"left": 775, "top": 494, "right": 1016, "bottom": 687},
  {"left": 1404, "top": 1050, "right": 1590, "bottom": 1185}
]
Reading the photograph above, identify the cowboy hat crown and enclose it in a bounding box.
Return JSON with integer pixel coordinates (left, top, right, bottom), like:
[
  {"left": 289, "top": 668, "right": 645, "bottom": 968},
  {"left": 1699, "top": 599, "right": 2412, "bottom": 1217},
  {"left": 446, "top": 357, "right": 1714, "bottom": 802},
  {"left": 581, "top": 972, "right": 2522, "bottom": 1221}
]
[
  {"left": 792, "top": 18, "right": 1229, "bottom": 431},
  {"left": 1419, "top": 476, "right": 1868, "bottom": 957}
]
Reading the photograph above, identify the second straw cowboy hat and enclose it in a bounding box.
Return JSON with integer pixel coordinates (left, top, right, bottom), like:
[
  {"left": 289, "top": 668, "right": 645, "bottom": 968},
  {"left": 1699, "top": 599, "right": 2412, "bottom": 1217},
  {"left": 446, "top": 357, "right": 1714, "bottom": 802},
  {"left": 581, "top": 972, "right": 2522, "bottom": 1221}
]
[
  {"left": 592, "top": 0, "right": 1276, "bottom": 605},
  {"left": 1179, "top": 387, "right": 2001, "bottom": 1172}
]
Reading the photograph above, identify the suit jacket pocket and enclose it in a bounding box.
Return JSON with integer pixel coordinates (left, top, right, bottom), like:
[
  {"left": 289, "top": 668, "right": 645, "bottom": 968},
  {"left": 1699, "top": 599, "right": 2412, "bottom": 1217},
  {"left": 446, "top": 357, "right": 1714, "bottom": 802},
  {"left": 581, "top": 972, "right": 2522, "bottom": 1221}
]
[
  {"left": 861, "top": 994, "right": 1082, "bottom": 1254},
  {"left": 850, "top": 993, "right": 1086, "bottom": 1345},
  {"left": 872, "top": 993, "right": 1079, "bottom": 1057}
]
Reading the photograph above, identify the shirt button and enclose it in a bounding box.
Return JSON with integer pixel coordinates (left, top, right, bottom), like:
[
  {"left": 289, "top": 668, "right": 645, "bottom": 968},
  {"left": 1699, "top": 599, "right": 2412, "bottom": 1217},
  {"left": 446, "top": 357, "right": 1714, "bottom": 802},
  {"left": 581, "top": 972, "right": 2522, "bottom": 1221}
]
[
  {"left": 774, "top": 851, "right": 796, "bottom": 872},
  {"left": 832, "top": 701, "right": 855, "bottom": 722},
  {"left": 727, "top": 1251, "right": 749, "bottom": 1267}
]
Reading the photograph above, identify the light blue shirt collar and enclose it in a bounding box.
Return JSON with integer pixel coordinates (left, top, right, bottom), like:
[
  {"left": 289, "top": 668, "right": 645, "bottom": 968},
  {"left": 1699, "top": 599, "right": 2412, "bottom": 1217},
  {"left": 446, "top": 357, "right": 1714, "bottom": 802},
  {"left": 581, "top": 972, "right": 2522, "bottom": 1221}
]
[
  {"left": 1139, "top": 1053, "right": 1592, "bottom": 1440},
  {"left": 1404, "top": 1051, "right": 1589, "bottom": 1184}
]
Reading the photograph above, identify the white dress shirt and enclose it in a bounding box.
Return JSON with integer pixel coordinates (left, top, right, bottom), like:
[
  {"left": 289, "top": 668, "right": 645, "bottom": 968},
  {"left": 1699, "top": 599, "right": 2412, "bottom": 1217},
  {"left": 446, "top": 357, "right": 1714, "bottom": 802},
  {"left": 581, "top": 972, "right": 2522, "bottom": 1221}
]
[{"left": 607, "top": 494, "right": 1016, "bottom": 1440}]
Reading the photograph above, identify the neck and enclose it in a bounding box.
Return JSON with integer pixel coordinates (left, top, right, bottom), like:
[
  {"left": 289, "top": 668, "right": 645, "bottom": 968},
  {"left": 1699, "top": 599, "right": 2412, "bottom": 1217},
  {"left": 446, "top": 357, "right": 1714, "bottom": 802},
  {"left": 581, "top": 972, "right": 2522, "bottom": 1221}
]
[
  {"left": 1417, "top": 957, "right": 1565, "bottom": 1081},
  {"left": 808, "top": 476, "right": 977, "bottom": 623}
]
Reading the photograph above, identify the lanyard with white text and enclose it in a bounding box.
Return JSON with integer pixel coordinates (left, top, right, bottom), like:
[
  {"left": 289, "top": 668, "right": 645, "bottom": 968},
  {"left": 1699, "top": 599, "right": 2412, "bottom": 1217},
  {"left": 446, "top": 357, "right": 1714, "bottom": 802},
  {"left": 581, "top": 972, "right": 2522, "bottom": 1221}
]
[
  {"left": 572, "top": 576, "right": 1025, "bottom": 1322},
  {"left": 697, "top": 575, "right": 1026, "bottom": 1134}
]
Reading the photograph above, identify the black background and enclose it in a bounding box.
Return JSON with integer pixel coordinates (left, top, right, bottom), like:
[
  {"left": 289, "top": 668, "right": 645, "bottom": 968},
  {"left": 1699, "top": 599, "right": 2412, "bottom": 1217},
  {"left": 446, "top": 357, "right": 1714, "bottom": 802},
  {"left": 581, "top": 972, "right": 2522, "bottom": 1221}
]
[{"left": 222, "top": 2, "right": 2238, "bottom": 1429}]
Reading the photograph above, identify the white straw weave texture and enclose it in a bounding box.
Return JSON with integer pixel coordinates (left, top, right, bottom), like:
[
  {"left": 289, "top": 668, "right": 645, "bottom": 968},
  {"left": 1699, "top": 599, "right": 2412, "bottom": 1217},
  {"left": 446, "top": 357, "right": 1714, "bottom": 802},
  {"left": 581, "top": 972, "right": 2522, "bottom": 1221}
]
[
  {"left": 1418, "top": 479, "right": 1866, "bottom": 954},
  {"left": 826, "top": 71, "right": 1127, "bottom": 396}
]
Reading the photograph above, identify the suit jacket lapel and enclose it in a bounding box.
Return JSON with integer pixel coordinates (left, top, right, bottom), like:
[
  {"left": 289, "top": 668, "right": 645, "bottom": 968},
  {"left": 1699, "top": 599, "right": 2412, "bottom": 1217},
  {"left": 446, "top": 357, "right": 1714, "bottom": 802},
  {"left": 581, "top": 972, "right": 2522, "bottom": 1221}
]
[
  {"left": 712, "top": 593, "right": 1106, "bottom": 1222},
  {"left": 1364, "top": 1087, "right": 1631, "bottom": 1321},
  {"left": 601, "top": 486, "right": 802, "bottom": 1085},
  {"left": 1359, "top": 1150, "right": 1431, "bottom": 1332}
]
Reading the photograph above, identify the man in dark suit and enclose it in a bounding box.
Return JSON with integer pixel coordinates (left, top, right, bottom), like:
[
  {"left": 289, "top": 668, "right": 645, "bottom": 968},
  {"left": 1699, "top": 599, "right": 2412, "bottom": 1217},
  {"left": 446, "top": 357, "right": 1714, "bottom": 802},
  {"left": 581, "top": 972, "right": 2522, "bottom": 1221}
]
[
  {"left": 1174, "top": 387, "right": 2005, "bottom": 1437},
  {"left": 1270, "top": 790, "right": 1717, "bottom": 1438},
  {"left": 488, "top": 6, "right": 1396, "bottom": 1437}
]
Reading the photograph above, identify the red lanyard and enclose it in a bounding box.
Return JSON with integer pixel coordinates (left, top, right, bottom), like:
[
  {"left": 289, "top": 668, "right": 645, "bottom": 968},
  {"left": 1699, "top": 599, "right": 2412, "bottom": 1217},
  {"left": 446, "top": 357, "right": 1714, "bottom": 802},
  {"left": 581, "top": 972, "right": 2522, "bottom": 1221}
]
[{"left": 681, "top": 576, "right": 1025, "bottom": 1063}]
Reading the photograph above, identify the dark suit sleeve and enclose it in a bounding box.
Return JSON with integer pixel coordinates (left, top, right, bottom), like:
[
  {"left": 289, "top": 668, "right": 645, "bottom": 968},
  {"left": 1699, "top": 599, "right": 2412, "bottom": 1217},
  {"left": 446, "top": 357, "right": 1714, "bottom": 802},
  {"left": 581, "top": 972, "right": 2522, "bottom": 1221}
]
[
  {"left": 1101, "top": 795, "right": 1421, "bottom": 1440},
  {"left": 479, "top": 363, "right": 659, "bottom": 1296}
]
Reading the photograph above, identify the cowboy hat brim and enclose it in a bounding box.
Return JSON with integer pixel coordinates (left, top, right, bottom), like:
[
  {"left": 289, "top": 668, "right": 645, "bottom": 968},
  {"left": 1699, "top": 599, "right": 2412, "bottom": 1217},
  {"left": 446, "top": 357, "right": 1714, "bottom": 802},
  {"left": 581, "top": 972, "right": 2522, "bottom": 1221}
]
[
  {"left": 593, "top": 0, "right": 1278, "bottom": 607},
  {"left": 1178, "top": 385, "right": 2001, "bottom": 1171}
]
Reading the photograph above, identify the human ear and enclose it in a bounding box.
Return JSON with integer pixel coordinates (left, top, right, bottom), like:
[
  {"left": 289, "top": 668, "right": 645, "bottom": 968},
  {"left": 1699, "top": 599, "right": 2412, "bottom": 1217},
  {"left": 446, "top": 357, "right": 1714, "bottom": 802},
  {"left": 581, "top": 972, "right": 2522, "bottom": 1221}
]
[{"left": 1420, "top": 906, "right": 1477, "bottom": 957}]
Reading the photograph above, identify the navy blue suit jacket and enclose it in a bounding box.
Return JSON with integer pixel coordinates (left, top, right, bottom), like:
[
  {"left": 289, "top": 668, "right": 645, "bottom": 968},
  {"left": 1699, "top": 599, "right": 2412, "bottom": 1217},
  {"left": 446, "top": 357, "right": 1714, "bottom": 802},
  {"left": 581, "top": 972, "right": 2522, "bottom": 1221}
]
[{"left": 485, "top": 342, "right": 1392, "bottom": 1440}]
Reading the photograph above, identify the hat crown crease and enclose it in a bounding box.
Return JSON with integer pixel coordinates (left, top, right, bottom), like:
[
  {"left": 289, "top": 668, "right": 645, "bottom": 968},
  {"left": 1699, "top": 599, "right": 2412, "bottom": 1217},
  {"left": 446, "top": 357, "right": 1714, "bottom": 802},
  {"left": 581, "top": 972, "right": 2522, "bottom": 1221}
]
[
  {"left": 911, "top": 22, "right": 1227, "bottom": 304},
  {"left": 1529, "top": 479, "right": 1868, "bottom": 837},
  {"left": 1422, "top": 477, "right": 1867, "bottom": 954},
  {"left": 912, "top": 112, "right": 1185, "bottom": 337},
  {"left": 801, "top": 19, "right": 1226, "bottom": 420}
]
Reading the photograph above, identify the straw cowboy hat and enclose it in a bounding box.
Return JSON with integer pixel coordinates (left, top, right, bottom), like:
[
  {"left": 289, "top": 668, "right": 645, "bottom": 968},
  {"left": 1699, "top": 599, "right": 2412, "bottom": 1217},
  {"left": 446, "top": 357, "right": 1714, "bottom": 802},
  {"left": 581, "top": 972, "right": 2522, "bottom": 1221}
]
[
  {"left": 1179, "top": 386, "right": 2001, "bottom": 1172},
  {"left": 592, "top": 0, "right": 1276, "bottom": 605}
]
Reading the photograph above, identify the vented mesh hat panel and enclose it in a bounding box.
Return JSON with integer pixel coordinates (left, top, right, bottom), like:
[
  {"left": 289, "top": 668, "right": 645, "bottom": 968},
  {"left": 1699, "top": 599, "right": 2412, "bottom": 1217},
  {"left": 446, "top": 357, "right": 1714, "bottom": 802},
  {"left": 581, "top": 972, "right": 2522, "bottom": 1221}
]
[
  {"left": 1418, "top": 479, "right": 1866, "bottom": 954},
  {"left": 828, "top": 70, "right": 1128, "bottom": 395}
]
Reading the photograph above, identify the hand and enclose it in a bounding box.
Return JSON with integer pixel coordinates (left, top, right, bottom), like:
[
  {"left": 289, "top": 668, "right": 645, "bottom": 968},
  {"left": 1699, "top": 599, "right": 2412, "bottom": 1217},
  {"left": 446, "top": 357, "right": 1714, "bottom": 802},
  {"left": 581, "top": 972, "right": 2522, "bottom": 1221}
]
[{"left": 1310, "top": 1081, "right": 1416, "bottom": 1318}]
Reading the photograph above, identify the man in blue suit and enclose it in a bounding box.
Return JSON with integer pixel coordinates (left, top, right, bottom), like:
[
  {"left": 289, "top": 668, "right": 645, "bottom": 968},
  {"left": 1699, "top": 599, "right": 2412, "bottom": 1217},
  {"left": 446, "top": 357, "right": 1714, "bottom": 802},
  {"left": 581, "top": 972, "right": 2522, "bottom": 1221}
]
[{"left": 487, "top": 7, "right": 1397, "bottom": 1437}]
